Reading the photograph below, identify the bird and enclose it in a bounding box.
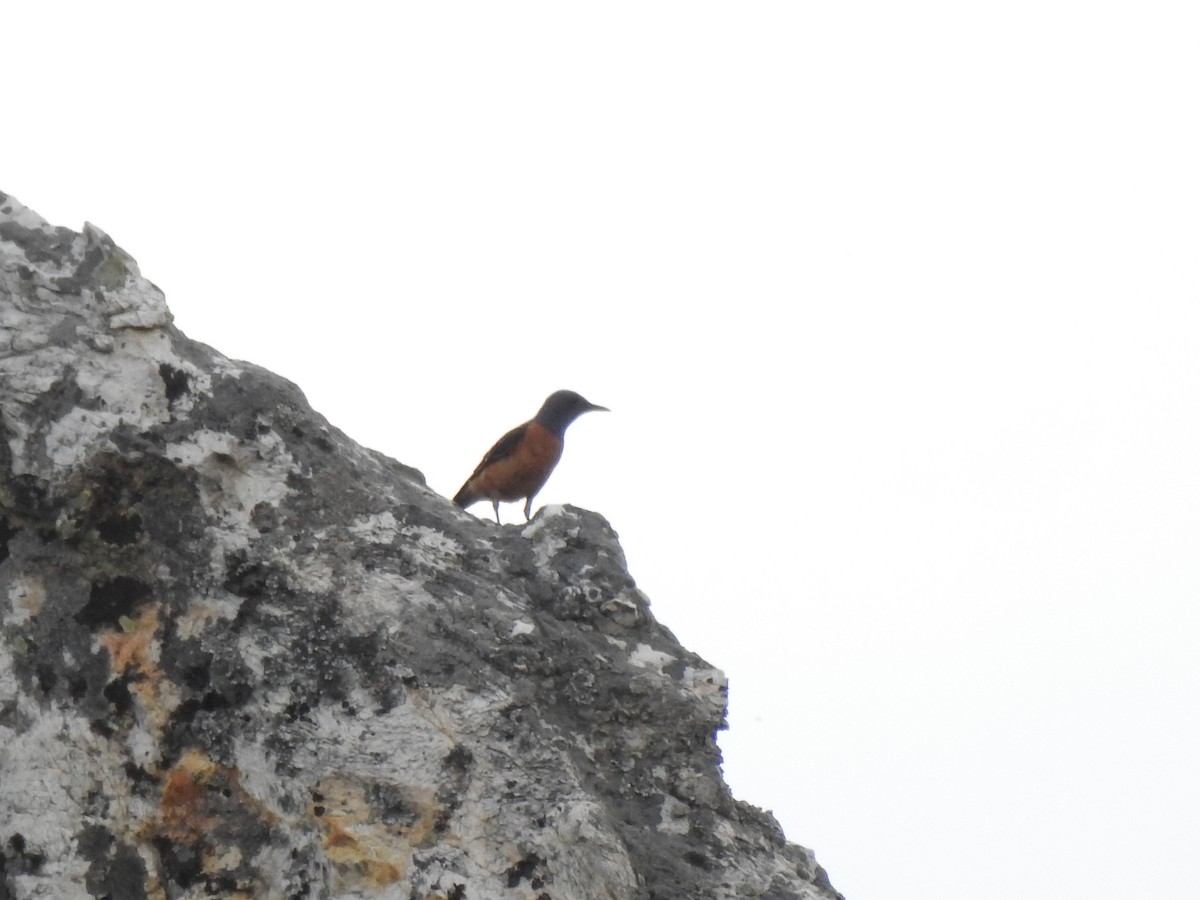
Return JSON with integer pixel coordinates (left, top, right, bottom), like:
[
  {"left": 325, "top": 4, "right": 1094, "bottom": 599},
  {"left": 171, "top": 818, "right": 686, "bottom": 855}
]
[{"left": 453, "top": 390, "right": 608, "bottom": 523}]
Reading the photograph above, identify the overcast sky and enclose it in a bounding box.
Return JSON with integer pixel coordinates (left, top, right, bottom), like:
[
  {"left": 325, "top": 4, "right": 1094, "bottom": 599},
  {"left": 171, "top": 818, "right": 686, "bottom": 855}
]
[{"left": 7, "top": 4, "right": 1200, "bottom": 899}]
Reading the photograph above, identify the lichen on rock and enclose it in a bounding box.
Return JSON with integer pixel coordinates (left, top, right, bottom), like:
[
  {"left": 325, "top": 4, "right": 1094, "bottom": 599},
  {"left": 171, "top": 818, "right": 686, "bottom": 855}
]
[{"left": 0, "top": 190, "right": 840, "bottom": 899}]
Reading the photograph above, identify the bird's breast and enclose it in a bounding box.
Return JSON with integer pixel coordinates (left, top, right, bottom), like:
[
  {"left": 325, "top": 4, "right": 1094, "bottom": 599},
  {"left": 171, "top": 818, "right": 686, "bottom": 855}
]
[{"left": 470, "top": 423, "right": 563, "bottom": 501}]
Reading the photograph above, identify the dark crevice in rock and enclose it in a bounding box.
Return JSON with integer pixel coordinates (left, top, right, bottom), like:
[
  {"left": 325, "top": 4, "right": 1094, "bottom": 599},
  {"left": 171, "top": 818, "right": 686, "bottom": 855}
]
[
  {"left": 96, "top": 510, "right": 142, "bottom": 545},
  {"left": 74, "top": 576, "right": 152, "bottom": 628},
  {"left": 0, "top": 516, "right": 16, "bottom": 563},
  {"left": 504, "top": 852, "right": 545, "bottom": 889},
  {"left": 158, "top": 362, "right": 191, "bottom": 406}
]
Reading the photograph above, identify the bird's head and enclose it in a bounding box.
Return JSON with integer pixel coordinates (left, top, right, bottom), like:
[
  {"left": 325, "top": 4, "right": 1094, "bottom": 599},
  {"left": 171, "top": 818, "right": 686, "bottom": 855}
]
[{"left": 535, "top": 390, "right": 608, "bottom": 435}]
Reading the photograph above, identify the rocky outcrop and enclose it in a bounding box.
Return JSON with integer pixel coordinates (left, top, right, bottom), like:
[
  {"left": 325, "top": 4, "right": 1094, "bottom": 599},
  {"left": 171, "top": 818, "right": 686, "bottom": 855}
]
[{"left": 0, "top": 191, "right": 840, "bottom": 900}]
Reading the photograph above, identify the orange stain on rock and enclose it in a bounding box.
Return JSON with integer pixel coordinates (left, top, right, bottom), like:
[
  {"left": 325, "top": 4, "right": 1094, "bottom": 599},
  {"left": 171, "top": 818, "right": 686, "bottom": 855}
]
[
  {"left": 310, "top": 774, "right": 444, "bottom": 890},
  {"left": 158, "top": 749, "right": 226, "bottom": 843},
  {"left": 99, "top": 606, "right": 180, "bottom": 735},
  {"left": 100, "top": 606, "right": 161, "bottom": 674},
  {"left": 141, "top": 749, "right": 280, "bottom": 894}
]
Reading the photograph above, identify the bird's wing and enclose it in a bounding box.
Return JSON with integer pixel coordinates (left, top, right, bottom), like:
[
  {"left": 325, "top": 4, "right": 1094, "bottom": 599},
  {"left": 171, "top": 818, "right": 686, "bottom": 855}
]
[{"left": 467, "top": 423, "right": 528, "bottom": 480}]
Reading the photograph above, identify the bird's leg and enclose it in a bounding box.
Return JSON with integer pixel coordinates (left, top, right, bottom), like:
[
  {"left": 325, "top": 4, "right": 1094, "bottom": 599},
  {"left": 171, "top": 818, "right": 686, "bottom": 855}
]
[
  {"left": 523, "top": 497, "right": 533, "bottom": 521},
  {"left": 492, "top": 501, "right": 501, "bottom": 524}
]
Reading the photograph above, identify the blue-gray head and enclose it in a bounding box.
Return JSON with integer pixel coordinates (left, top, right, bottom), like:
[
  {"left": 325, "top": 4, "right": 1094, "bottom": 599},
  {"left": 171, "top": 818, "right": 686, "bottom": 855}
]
[{"left": 533, "top": 390, "right": 608, "bottom": 435}]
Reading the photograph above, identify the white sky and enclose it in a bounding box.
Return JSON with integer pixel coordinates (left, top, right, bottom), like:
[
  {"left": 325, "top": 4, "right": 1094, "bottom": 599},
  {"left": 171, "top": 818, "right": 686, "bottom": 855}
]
[{"left": 7, "top": 4, "right": 1200, "bottom": 898}]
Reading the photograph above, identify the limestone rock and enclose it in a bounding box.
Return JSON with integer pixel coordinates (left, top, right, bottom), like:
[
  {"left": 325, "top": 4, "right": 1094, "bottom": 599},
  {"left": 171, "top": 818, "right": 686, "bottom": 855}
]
[{"left": 0, "top": 191, "right": 841, "bottom": 900}]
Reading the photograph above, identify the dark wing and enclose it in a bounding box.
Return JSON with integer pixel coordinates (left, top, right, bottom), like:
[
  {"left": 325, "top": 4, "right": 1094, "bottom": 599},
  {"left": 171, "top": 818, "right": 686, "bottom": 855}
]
[{"left": 467, "top": 423, "right": 528, "bottom": 480}]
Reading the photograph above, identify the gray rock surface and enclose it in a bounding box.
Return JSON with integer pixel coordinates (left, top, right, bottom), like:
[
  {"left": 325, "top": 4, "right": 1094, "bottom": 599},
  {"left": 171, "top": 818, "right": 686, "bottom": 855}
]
[{"left": 0, "top": 191, "right": 841, "bottom": 900}]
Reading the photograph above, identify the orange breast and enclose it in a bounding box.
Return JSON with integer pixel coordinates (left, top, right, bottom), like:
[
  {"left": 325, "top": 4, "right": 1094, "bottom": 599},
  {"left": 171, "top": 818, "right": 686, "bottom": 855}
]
[{"left": 468, "top": 423, "right": 563, "bottom": 502}]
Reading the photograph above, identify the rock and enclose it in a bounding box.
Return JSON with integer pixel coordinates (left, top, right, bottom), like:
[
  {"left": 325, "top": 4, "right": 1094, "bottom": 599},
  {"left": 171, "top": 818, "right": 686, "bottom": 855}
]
[{"left": 0, "top": 190, "right": 841, "bottom": 900}]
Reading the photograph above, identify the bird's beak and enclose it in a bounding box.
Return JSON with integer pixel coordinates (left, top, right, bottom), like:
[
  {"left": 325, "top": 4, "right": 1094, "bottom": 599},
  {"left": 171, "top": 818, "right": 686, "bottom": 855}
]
[{"left": 587, "top": 403, "right": 609, "bottom": 413}]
